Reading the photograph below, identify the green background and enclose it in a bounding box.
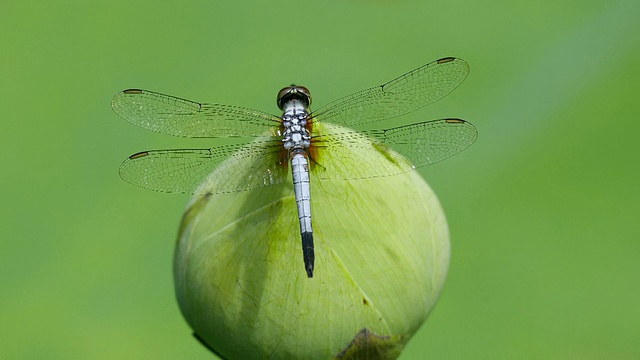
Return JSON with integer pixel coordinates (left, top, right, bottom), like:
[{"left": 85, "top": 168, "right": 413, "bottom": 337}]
[{"left": 2, "top": 0, "right": 638, "bottom": 358}]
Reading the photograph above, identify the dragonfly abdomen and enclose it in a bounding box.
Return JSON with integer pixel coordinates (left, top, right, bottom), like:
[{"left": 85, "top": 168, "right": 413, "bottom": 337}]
[{"left": 291, "top": 151, "right": 314, "bottom": 278}]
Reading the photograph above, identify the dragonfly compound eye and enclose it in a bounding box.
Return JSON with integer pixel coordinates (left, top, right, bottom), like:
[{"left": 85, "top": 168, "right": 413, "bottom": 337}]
[{"left": 276, "top": 85, "right": 312, "bottom": 110}]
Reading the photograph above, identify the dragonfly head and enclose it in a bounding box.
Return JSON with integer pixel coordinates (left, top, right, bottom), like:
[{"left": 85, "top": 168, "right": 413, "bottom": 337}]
[{"left": 277, "top": 85, "right": 312, "bottom": 110}]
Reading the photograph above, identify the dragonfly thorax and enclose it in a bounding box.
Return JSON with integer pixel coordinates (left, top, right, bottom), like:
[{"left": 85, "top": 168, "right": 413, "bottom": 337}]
[{"left": 281, "top": 100, "right": 311, "bottom": 151}]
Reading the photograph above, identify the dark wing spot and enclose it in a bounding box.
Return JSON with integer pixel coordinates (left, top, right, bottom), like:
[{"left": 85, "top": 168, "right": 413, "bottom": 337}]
[
  {"left": 128, "top": 151, "right": 149, "bottom": 160},
  {"left": 123, "top": 89, "right": 144, "bottom": 94},
  {"left": 437, "top": 57, "right": 456, "bottom": 64}
]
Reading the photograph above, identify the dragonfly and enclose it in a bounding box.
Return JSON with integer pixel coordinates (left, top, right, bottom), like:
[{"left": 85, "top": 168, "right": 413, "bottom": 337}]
[{"left": 112, "top": 57, "right": 477, "bottom": 278}]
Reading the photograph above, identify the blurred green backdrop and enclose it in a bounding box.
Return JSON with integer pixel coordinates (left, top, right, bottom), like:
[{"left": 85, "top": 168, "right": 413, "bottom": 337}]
[{"left": 1, "top": 0, "right": 638, "bottom": 358}]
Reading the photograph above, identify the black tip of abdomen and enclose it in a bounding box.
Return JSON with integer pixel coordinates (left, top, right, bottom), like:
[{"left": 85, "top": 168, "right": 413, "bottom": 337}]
[{"left": 301, "top": 232, "right": 315, "bottom": 278}]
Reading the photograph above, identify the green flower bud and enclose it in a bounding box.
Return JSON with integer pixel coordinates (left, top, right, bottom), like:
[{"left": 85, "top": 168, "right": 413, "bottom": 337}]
[{"left": 174, "top": 122, "right": 450, "bottom": 359}]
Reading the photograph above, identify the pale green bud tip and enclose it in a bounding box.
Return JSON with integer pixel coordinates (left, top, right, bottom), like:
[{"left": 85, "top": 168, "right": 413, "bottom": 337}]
[{"left": 174, "top": 123, "right": 450, "bottom": 359}]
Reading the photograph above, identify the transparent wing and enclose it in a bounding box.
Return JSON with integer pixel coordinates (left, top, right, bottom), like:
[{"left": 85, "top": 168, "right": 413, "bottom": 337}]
[
  {"left": 119, "top": 140, "right": 288, "bottom": 195},
  {"left": 112, "top": 89, "right": 281, "bottom": 138},
  {"left": 312, "top": 119, "right": 477, "bottom": 180},
  {"left": 312, "top": 57, "right": 469, "bottom": 127}
]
